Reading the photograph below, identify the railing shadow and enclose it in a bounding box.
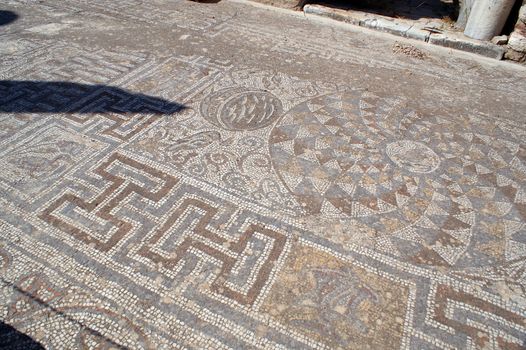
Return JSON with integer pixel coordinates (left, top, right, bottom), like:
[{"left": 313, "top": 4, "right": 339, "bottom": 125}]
[
  {"left": 0, "top": 80, "right": 185, "bottom": 114},
  {"left": 0, "top": 321, "right": 45, "bottom": 350},
  {"left": 0, "top": 11, "right": 18, "bottom": 26},
  {"left": 0, "top": 277, "right": 128, "bottom": 349}
]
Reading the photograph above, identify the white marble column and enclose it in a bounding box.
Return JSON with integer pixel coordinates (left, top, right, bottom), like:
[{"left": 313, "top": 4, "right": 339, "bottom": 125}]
[{"left": 464, "top": 0, "right": 516, "bottom": 40}]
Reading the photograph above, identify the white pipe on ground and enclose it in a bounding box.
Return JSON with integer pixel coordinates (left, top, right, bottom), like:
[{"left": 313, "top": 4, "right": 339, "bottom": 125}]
[{"left": 464, "top": 0, "right": 516, "bottom": 40}]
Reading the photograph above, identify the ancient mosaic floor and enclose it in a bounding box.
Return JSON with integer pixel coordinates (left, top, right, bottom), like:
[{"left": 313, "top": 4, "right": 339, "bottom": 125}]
[{"left": 1, "top": 0, "right": 526, "bottom": 349}]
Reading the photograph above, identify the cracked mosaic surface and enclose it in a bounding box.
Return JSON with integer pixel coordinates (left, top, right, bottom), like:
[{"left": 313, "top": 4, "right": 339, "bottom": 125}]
[{"left": 1, "top": 0, "right": 526, "bottom": 349}]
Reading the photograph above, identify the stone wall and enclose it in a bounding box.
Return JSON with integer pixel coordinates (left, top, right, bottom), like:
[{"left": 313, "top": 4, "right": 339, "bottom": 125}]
[{"left": 506, "top": 0, "right": 526, "bottom": 61}]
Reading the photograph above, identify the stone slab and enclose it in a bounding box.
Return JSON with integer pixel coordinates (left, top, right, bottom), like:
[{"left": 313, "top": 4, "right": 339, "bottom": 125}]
[
  {"left": 429, "top": 32, "right": 506, "bottom": 59},
  {"left": 304, "top": 3, "right": 507, "bottom": 60}
]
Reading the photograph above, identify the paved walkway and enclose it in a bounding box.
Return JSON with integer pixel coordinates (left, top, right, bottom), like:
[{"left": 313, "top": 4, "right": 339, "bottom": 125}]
[{"left": 1, "top": 0, "right": 526, "bottom": 349}]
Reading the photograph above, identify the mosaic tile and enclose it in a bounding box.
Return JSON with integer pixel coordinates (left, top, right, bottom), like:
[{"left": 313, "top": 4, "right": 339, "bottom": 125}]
[{"left": 1, "top": 0, "right": 526, "bottom": 349}]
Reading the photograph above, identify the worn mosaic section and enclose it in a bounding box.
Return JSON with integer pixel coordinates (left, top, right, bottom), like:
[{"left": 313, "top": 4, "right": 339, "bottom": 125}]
[
  {"left": 261, "top": 243, "right": 409, "bottom": 349},
  {"left": 1, "top": 0, "right": 526, "bottom": 349},
  {"left": 130, "top": 69, "right": 342, "bottom": 215}
]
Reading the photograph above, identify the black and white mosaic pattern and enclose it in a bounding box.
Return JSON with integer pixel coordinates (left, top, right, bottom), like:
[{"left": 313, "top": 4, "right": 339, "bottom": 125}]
[{"left": 1, "top": 0, "right": 526, "bottom": 349}]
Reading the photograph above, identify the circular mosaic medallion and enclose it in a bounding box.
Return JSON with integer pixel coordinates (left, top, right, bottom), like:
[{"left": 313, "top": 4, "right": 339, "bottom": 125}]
[
  {"left": 269, "top": 90, "right": 480, "bottom": 267},
  {"left": 269, "top": 90, "right": 442, "bottom": 218},
  {"left": 200, "top": 87, "right": 283, "bottom": 131},
  {"left": 269, "top": 89, "right": 526, "bottom": 272}
]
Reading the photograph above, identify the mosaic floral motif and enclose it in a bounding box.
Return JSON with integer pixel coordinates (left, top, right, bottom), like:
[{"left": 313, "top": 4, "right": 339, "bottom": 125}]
[
  {"left": 130, "top": 68, "right": 340, "bottom": 215},
  {"left": 262, "top": 244, "right": 408, "bottom": 349},
  {"left": 0, "top": 125, "right": 102, "bottom": 200}
]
